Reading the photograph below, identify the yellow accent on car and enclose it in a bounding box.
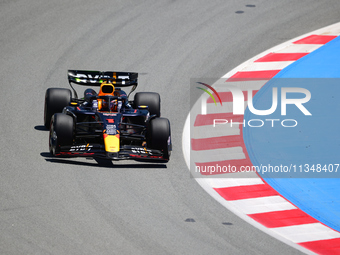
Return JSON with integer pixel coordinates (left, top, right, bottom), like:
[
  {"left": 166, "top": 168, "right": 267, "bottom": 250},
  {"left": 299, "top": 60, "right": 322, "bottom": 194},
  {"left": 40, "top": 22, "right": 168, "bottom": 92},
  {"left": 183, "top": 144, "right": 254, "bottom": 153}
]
[
  {"left": 98, "top": 100, "right": 103, "bottom": 110},
  {"left": 103, "top": 134, "right": 120, "bottom": 152}
]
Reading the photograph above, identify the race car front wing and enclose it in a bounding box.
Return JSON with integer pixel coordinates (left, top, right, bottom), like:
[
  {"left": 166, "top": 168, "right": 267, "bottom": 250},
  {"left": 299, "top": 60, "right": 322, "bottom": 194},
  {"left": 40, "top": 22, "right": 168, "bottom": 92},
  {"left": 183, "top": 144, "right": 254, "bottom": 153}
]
[{"left": 56, "top": 144, "right": 166, "bottom": 161}]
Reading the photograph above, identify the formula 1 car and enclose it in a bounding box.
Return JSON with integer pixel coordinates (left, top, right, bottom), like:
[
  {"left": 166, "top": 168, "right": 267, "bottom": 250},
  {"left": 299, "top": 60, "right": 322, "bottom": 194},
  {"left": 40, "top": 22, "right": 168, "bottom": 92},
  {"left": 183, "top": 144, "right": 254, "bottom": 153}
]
[{"left": 44, "top": 70, "right": 171, "bottom": 162}]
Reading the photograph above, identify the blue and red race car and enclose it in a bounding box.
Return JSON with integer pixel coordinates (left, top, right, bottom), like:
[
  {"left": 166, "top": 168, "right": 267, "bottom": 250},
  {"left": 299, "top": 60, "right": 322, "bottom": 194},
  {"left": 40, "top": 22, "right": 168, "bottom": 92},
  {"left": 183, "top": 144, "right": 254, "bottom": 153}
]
[{"left": 44, "top": 70, "right": 171, "bottom": 162}]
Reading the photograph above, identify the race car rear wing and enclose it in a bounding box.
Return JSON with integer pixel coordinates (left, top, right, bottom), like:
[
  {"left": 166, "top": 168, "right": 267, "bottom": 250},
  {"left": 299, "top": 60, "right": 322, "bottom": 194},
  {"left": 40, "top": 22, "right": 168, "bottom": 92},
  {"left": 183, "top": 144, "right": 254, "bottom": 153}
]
[
  {"left": 68, "top": 70, "right": 138, "bottom": 86},
  {"left": 68, "top": 70, "right": 138, "bottom": 99}
]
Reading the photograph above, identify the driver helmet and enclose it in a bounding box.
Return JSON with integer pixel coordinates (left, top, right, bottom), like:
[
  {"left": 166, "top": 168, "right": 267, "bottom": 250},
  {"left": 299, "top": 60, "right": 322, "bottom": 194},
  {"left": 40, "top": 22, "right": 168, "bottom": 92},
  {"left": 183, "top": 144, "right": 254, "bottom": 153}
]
[{"left": 98, "top": 81, "right": 118, "bottom": 111}]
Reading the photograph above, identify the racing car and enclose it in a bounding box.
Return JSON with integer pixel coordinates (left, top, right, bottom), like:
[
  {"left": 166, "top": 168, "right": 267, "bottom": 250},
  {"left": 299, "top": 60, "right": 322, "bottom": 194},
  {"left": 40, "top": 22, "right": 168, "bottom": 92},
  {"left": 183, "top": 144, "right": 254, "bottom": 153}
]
[{"left": 44, "top": 70, "right": 171, "bottom": 162}]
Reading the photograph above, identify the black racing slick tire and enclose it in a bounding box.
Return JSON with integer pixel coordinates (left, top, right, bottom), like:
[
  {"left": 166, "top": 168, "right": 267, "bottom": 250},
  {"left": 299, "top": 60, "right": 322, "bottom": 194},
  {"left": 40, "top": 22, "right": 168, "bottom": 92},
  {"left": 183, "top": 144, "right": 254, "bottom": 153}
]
[
  {"left": 44, "top": 88, "right": 72, "bottom": 129},
  {"left": 148, "top": 117, "right": 171, "bottom": 161},
  {"left": 49, "top": 113, "right": 74, "bottom": 156},
  {"left": 134, "top": 92, "right": 160, "bottom": 117}
]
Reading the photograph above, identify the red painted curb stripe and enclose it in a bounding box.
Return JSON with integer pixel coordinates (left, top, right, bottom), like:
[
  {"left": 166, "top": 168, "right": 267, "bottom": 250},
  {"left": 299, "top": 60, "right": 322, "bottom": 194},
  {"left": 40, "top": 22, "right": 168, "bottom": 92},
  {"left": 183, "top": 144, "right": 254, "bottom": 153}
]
[
  {"left": 191, "top": 135, "right": 244, "bottom": 151},
  {"left": 194, "top": 113, "right": 244, "bottom": 127},
  {"left": 298, "top": 238, "right": 340, "bottom": 255},
  {"left": 207, "top": 90, "right": 258, "bottom": 103},
  {"left": 248, "top": 209, "right": 318, "bottom": 228},
  {"left": 227, "top": 70, "right": 280, "bottom": 81},
  {"left": 255, "top": 53, "right": 308, "bottom": 62},
  {"left": 195, "top": 158, "right": 253, "bottom": 175},
  {"left": 293, "top": 35, "right": 337, "bottom": 44},
  {"left": 214, "top": 183, "right": 278, "bottom": 201}
]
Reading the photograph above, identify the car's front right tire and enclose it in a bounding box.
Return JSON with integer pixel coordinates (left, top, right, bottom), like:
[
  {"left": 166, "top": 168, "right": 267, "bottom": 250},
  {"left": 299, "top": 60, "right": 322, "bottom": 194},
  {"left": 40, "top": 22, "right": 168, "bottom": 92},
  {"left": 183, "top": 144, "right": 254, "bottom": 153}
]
[{"left": 49, "top": 113, "right": 74, "bottom": 156}]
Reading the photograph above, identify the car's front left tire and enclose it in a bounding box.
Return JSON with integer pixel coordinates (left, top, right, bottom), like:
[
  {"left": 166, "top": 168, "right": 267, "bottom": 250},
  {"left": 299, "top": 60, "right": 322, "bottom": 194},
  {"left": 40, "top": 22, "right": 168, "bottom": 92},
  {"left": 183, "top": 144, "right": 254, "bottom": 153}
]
[{"left": 147, "top": 117, "right": 171, "bottom": 161}]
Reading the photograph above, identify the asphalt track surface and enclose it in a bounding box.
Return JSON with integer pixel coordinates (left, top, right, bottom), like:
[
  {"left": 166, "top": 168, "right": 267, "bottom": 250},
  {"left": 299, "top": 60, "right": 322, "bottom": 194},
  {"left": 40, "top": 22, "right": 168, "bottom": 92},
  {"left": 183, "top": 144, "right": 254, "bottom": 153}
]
[{"left": 1, "top": 1, "right": 339, "bottom": 254}]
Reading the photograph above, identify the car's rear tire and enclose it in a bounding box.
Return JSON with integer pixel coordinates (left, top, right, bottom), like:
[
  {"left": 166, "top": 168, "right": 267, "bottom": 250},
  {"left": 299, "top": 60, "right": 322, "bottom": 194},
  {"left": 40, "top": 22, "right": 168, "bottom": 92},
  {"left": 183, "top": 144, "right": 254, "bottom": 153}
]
[
  {"left": 134, "top": 92, "right": 160, "bottom": 117},
  {"left": 44, "top": 88, "right": 72, "bottom": 129},
  {"left": 49, "top": 113, "right": 74, "bottom": 156},
  {"left": 148, "top": 117, "right": 171, "bottom": 161}
]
